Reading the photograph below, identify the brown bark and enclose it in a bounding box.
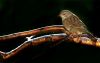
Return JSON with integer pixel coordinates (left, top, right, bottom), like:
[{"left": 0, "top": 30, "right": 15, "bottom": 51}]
[
  {"left": 0, "top": 25, "right": 99, "bottom": 62},
  {"left": 0, "top": 33, "right": 100, "bottom": 61},
  {"left": 0, "top": 25, "right": 64, "bottom": 41}
]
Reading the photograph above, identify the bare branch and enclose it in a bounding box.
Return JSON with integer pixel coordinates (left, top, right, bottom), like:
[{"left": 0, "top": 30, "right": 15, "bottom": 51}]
[
  {"left": 0, "top": 25, "right": 64, "bottom": 42},
  {"left": 0, "top": 33, "right": 100, "bottom": 61},
  {"left": 0, "top": 33, "right": 66, "bottom": 61}
]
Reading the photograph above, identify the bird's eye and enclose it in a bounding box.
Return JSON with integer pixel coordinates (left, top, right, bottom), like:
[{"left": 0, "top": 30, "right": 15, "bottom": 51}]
[{"left": 62, "top": 13, "right": 66, "bottom": 15}]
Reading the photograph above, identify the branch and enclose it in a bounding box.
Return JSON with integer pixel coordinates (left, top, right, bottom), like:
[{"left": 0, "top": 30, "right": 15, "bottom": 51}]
[
  {"left": 0, "top": 25, "right": 64, "bottom": 42},
  {"left": 0, "top": 33, "right": 100, "bottom": 62},
  {"left": 0, "top": 33, "right": 66, "bottom": 61}
]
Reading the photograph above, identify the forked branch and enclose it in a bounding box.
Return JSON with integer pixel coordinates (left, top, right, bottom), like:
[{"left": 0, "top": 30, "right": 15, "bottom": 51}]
[{"left": 0, "top": 25, "right": 100, "bottom": 62}]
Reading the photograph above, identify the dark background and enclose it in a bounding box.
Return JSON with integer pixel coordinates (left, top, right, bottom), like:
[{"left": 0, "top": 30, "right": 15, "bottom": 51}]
[{"left": 0, "top": 0, "right": 100, "bottom": 63}]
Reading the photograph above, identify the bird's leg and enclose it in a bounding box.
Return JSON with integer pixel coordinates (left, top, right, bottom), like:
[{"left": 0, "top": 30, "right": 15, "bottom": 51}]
[
  {"left": 68, "top": 33, "right": 97, "bottom": 45},
  {"left": 67, "top": 33, "right": 81, "bottom": 42},
  {"left": 67, "top": 33, "right": 89, "bottom": 42}
]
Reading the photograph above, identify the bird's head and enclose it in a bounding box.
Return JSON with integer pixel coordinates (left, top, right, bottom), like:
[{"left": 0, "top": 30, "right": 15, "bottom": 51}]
[{"left": 59, "top": 10, "right": 73, "bottom": 20}]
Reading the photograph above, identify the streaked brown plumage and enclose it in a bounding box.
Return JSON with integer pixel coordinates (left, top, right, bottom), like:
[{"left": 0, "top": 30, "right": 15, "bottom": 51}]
[{"left": 59, "top": 10, "right": 97, "bottom": 42}]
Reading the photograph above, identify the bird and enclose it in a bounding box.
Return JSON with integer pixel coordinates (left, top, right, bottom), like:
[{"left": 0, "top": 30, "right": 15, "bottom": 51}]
[{"left": 59, "top": 10, "right": 97, "bottom": 42}]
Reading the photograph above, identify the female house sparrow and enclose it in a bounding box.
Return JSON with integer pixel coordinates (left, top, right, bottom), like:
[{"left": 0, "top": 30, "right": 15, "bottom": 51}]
[{"left": 59, "top": 10, "right": 97, "bottom": 42}]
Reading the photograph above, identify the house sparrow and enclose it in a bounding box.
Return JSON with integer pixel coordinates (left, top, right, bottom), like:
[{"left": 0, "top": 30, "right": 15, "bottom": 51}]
[{"left": 59, "top": 10, "right": 97, "bottom": 42}]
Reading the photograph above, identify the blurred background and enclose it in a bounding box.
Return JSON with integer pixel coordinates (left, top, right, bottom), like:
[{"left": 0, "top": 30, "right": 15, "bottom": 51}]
[{"left": 0, "top": 0, "right": 100, "bottom": 63}]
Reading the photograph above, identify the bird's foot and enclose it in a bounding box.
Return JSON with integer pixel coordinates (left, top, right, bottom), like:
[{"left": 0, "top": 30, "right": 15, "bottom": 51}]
[{"left": 68, "top": 34, "right": 81, "bottom": 42}]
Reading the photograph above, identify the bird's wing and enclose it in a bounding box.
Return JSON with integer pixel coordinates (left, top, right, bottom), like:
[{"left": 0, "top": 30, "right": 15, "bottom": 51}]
[{"left": 63, "top": 12, "right": 90, "bottom": 34}]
